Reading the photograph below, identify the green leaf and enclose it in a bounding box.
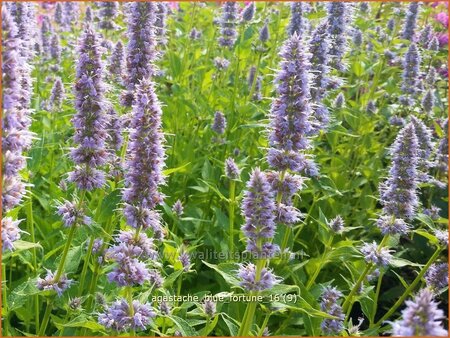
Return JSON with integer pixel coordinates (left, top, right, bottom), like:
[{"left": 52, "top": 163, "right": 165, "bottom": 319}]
[
  {"left": 220, "top": 313, "right": 239, "bottom": 336},
  {"left": 390, "top": 257, "right": 424, "bottom": 268},
  {"left": 2, "top": 240, "right": 42, "bottom": 260},
  {"left": 163, "top": 162, "right": 191, "bottom": 176},
  {"left": 169, "top": 315, "right": 198, "bottom": 336},
  {"left": 202, "top": 261, "right": 240, "bottom": 287}
]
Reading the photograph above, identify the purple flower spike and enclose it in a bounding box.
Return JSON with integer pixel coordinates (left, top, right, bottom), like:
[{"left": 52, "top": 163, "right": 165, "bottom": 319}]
[
  {"left": 122, "top": 78, "right": 165, "bottom": 231},
  {"left": 320, "top": 286, "right": 344, "bottom": 335},
  {"left": 288, "top": 2, "right": 309, "bottom": 37},
  {"left": 57, "top": 200, "right": 91, "bottom": 228},
  {"left": 122, "top": 2, "right": 157, "bottom": 107},
  {"left": 361, "top": 242, "right": 393, "bottom": 266},
  {"left": 425, "top": 263, "right": 448, "bottom": 291},
  {"left": 392, "top": 288, "right": 447, "bottom": 336},
  {"left": 172, "top": 199, "right": 184, "bottom": 217},
  {"left": 179, "top": 252, "right": 191, "bottom": 272},
  {"left": 225, "top": 157, "right": 241, "bottom": 180},
  {"left": 155, "top": 3, "right": 169, "bottom": 46},
  {"left": 108, "top": 40, "right": 125, "bottom": 80},
  {"left": 401, "top": 2, "right": 420, "bottom": 41},
  {"left": 242, "top": 2, "right": 255, "bottom": 22},
  {"left": 37, "top": 270, "right": 72, "bottom": 296},
  {"left": 50, "top": 77, "right": 65, "bottom": 109},
  {"left": 400, "top": 43, "right": 421, "bottom": 105},
  {"left": 327, "top": 2, "right": 351, "bottom": 72},
  {"left": 99, "top": 299, "right": 156, "bottom": 332},
  {"left": 241, "top": 168, "right": 276, "bottom": 241},
  {"left": 238, "top": 263, "right": 280, "bottom": 291},
  {"left": 218, "top": 2, "right": 238, "bottom": 48},
  {"left": 267, "top": 33, "right": 317, "bottom": 175},
  {"left": 2, "top": 217, "right": 22, "bottom": 251},
  {"left": 212, "top": 111, "right": 226, "bottom": 135},
  {"left": 98, "top": 1, "right": 119, "bottom": 31},
  {"left": 379, "top": 122, "right": 419, "bottom": 221},
  {"left": 68, "top": 25, "right": 108, "bottom": 190}
]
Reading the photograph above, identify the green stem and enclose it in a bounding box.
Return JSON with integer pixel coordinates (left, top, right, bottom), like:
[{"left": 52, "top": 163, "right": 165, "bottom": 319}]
[
  {"left": 369, "top": 270, "right": 384, "bottom": 326},
  {"left": 55, "top": 223, "right": 77, "bottom": 281},
  {"left": 342, "top": 263, "right": 373, "bottom": 315},
  {"left": 305, "top": 236, "right": 334, "bottom": 290},
  {"left": 78, "top": 236, "right": 94, "bottom": 297},
  {"left": 374, "top": 246, "right": 443, "bottom": 326},
  {"left": 237, "top": 258, "right": 266, "bottom": 336},
  {"left": 257, "top": 313, "right": 271, "bottom": 337},
  {"left": 38, "top": 299, "right": 54, "bottom": 336},
  {"left": 343, "top": 235, "right": 390, "bottom": 317},
  {"left": 128, "top": 286, "right": 135, "bottom": 337},
  {"left": 228, "top": 180, "right": 236, "bottom": 260},
  {"left": 26, "top": 198, "right": 40, "bottom": 334},
  {"left": 2, "top": 263, "right": 9, "bottom": 336}
]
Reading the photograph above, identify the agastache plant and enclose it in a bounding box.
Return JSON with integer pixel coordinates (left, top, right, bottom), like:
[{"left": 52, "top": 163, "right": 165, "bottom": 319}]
[
  {"left": 237, "top": 168, "right": 281, "bottom": 336},
  {"left": 309, "top": 21, "right": 331, "bottom": 128},
  {"left": 155, "top": 2, "right": 169, "bottom": 46},
  {"left": 68, "top": 25, "right": 108, "bottom": 191},
  {"left": 100, "top": 77, "right": 164, "bottom": 333},
  {"left": 378, "top": 122, "right": 419, "bottom": 232},
  {"left": 108, "top": 40, "right": 125, "bottom": 80},
  {"left": 218, "top": 2, "right": 238, "bottom": 48},
  {"left": 98, "top": 1, "right": 119, "bottom": 31},
  {"left": 122, "top": 2, "right": 157, "bottom": 107},
  {"left": 267, "top": 33, "right": 317, "bottom": 176},
  {"left": 2, "top": 5, "right": 33, "bottom": 212},
  {"left": 288, "top": 2, "right": 309, "bottom": 37},
  {"left": 392, "top": 288, "right": 447, "bottom": 336},
  {"left": 400, "top": 43, "right": 421, "bottom": 106},
  {"left": 327, "top": 2, "right": 351, "bottom": 71},
  {"left": 401, "top": 2, "right": 420, "bottom": 41}
]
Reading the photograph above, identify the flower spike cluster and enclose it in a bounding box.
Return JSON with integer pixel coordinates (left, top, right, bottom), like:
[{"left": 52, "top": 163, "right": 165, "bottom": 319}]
[
  {"left": 378, "top": 122, "right": 419, "bottom": 228},
  {"left": 68, "top": 25, "right": 108, "bottom": 191},
  {"left": 267, "top": 33, "right": 317, "bottom": 176},
  {"left": 122, "top": 2, "right": 157, "bottom": 106},
  {"left": 218, "top": 2, "right": 238, "bottom": 48}
]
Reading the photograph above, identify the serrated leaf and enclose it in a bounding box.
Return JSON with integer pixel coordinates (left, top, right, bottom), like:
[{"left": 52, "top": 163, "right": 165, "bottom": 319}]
[{"left": 170, "top": 315, "right": 198, "bottom": 336}]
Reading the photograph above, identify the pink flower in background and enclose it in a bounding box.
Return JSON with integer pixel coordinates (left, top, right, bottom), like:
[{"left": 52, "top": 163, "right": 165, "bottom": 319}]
[
  {"left": 437, "top": 32, "right": 449, "bottom": 46},
  {"left": 169, "top": 2, "right": 179, "bottom": 11},
  {"left": 435, "top": 12, "right": 449, "bottom": 27}
]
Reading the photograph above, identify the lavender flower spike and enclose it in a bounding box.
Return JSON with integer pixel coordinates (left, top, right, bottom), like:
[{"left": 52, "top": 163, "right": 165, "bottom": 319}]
[
  {"left": 41, "top": 15, "right": 52, "bottom": 57},
  {"left": 288, "top": 2, "right": 309, "bottom": 37},
  {"left": 392, "top": 288, "right": 447, "bottom": 336},
  {"left": 108, "top": 40, "right": 125, "bottom": 80},
  {"left": 401, "top": 2, "right": 420, "bottom": 41},
  {"left": 68, "top": 25, "right": 108, "bottom": 191},
  {"left": 379, "top": 122, "right": 419, "bottom": 220},
  {"left": 2, "top": 217, "right": 22, "bottom": 251},
  {"left": 225, "top": 157, "right": 241, "bottom": 180},
  {"left": 50, "top": 33, "right": 61, "bottom": 63},
  {"left": 212, "top": 111, "right": 226, "bottom": 135},
  {"left": 122, "top": 78, "right": 165, "bottom": 234},
  {"left": 218, "top": 2, "right": 238, "bottom": 48},
  {"left": 241, "top": 2, "right": 255, "bottom": 22},
  {"left": 98, "top": 1, "right": 119, "bottom": 31},
  {"left": 320, "top": 286, "right": 344, "bottom": 335},
  {"left": 238, "top": 263, "right": 280, "bottom": 291},
  {"left": 155, "top": 3, "right": 169, "bottom": 46},
  {"left": 122, "top": 2, "right": 157, "bottom": 107},
  {"left": 400, "top": 43, "right": 421, "bottom": 105},
  {"left": 99, "top": 299, "right": 156, "bottom": 332},
  {"left": 267, "top": 33, "right": 316, "bottom": 175},
  {"left": 425, "top": 263, "right": 448, "bottom": 291},
  {"left": 327, "top": 2, "right": 351, "bottom": 71}
]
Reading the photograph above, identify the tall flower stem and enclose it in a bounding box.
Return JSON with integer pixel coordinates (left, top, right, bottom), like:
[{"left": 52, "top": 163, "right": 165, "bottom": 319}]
[
  {"left": 305, "top": 235, "right": 334, "bottom": 290},
  {"left": 128, "top": 286, "right": 135, "bottom": 337},
  {"left": 369, "top": 270, "right": 384, "bottom": 325},
  {"left": 228, "top": 180, "right": 236, "bottom": 259},
  {"left": 238, "top": 258, "right": 266, "bottom": 336},
  {"left": 26, "top": 197, "right": 40, "bottom": 334},
  {"left": 77, "top": 236, "right": 94, "bottom": 297},
  {"left": 373, "top": 246, "right": 443, "bottom": 327},
  {"left": 342, "top": 234, "right": 390, "bottom": 317},
  {"left": 2, "top": 263, "right": 9, "bottom": 336},
  {"left": 247, "top": 52, "right": 262, "bottom": 103},
  {"left": 40, "top": 191, "right": 86, "bottom": 335}
]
